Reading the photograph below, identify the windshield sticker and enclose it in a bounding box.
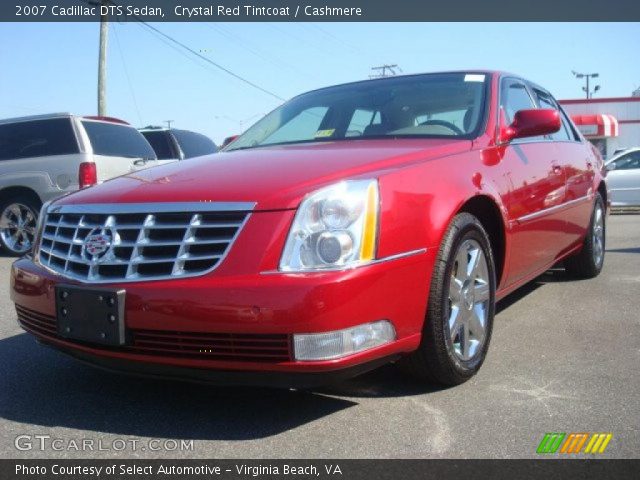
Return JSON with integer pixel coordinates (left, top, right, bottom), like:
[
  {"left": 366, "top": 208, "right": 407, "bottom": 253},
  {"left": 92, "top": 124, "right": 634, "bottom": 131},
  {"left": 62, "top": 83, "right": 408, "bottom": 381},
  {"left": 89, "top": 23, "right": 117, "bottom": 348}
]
[
  {"left": 464, "top": 74, "right": 486, "bottom": 82},
  {"left": 315, "top": 129, "right": 335, "bottom": 138}
]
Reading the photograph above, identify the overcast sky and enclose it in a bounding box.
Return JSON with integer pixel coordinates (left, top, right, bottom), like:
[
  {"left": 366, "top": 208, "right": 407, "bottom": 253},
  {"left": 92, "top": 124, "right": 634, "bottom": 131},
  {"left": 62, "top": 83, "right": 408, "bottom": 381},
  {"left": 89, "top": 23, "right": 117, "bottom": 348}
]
[{"left": 1, "top": 22, "right": 639, "bottom": 143}]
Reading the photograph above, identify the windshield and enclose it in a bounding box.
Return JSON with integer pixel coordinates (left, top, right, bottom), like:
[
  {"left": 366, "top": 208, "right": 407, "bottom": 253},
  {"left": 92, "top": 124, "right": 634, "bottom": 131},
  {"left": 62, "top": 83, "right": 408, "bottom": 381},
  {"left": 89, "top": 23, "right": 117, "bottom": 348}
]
[{"left": 226, "top": 72, "right": 488, "bottom": 151}]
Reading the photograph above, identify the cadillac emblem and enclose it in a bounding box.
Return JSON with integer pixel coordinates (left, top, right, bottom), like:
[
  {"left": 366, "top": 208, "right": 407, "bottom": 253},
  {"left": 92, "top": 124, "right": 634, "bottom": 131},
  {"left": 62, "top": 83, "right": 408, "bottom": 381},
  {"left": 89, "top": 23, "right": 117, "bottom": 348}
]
[{"left": 82, "top": 228, "right": 113, "bottom": 261}]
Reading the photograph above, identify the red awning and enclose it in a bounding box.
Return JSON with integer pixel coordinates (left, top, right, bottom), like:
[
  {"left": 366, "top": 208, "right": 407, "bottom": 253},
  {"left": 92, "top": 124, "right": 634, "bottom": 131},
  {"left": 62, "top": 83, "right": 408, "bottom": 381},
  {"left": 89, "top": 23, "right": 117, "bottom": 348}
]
[{"left": 571, "top": 114, "right": 619, "bottom": 137}]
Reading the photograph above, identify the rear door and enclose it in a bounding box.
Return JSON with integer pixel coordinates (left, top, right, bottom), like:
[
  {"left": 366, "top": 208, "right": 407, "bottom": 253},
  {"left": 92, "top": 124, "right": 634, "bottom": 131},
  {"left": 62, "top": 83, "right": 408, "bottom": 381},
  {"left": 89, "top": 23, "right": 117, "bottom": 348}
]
[
  {"left": 530, "top": 87, "right": 594, "bottom": 250},
  {"left": 79, "top": 119, "right": 159, "bottom": 182},
  {"left": 607, "top": 151, "right": 640, "bottom": 206},
  {"left": 499, "top": 78, "right": 567, "bottom": 285}
]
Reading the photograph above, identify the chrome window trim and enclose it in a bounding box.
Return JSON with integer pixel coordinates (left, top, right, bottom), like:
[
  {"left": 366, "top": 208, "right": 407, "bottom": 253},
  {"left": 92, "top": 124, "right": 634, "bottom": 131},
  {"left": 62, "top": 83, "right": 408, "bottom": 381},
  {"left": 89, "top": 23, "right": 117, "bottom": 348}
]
[
  {"left": 495, "top": 74, "right": 585, "bottom": 146},
  {"left": 260, "top": 248, "right": 427, "bottom": 275},
  {"left": 36, "top": 202, "right": 255, "bottom": 284},
  {"left": 515, "top": 194, "right": 592, "bottom": 224}
]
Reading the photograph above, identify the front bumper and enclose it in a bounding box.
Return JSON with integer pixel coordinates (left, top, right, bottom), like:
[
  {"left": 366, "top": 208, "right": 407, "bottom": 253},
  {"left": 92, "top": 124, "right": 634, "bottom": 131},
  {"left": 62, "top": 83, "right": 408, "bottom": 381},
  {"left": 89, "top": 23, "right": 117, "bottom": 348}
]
[{"left": 11, "top": 248, "right": 433, "bottom": 384}]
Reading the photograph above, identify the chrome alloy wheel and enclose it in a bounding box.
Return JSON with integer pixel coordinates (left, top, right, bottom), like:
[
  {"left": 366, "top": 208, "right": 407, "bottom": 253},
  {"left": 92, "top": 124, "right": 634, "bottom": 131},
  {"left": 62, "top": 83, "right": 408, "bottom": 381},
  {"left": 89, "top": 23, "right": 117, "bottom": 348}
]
[
  {"left": 592, "top": 204, "right": 605, "bottom": 267},
  {"left": 0, "top": 203, "right": 37, "bottom": 254},
  {"left": 447, "top": 239, "right": 490, "bottom": 361}
]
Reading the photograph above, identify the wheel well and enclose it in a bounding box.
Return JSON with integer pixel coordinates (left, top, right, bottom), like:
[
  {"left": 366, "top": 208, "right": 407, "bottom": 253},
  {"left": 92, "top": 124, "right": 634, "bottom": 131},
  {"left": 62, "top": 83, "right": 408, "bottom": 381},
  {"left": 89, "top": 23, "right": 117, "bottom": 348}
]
[
  {"left": 597, "top": 181, "right": 607, "bottom": 208},
  {"left": 0, "top": 186, "right": 42, "bottom": 209},
  {"left": 459, "top": 196, "right": 506, "bottom": 285}
]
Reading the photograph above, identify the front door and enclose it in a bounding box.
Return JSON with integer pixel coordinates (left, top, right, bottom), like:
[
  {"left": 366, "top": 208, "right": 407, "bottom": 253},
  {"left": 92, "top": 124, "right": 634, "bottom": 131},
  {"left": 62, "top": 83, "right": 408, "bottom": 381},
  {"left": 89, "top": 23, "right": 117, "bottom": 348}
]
[{"left": 499, "top": 78, "right": 567, "bottom": 286}]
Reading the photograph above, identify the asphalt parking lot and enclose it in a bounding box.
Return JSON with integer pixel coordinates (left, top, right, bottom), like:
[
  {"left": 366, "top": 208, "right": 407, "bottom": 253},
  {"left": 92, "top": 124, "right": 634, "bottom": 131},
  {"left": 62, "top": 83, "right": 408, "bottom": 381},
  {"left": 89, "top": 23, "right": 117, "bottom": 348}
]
[{"left": 0, "top": 214, "right": 638, "bottom": 459}]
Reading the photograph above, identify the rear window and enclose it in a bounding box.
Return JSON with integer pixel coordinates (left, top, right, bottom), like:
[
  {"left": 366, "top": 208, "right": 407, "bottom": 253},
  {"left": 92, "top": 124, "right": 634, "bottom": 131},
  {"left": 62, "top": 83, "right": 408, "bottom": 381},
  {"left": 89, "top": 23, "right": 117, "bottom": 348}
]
[
  {"left": 171, "top": 130, "right": 217, "bottom": 158},
  {"left": 82, "top": 121, "right": 157, "bottom": 159},
  {"left": 141, "top": 130, "right": 176, "bottom": 160},
  {"left": 0, "top": 118, "right": 79, "bottom": 161}
]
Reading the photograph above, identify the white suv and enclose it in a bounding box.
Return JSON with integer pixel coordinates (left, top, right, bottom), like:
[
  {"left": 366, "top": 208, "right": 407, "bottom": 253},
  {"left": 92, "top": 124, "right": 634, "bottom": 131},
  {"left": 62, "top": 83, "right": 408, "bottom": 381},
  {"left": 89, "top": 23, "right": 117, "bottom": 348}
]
[{"left": 0, "top": 113, "right": 159, "bottom": 255}]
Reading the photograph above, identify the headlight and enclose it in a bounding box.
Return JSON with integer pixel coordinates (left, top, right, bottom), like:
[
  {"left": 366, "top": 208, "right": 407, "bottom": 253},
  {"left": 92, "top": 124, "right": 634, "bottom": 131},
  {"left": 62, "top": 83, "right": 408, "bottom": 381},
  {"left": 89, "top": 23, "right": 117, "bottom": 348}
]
[{"left": 280, "top": 179, "right": 379, "bottom": 272}]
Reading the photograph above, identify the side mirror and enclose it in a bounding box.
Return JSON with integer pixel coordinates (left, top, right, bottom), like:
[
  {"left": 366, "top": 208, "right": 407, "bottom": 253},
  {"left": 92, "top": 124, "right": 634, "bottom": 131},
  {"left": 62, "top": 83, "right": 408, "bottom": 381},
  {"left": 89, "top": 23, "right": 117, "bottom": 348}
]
[
  {"left": 501, "top": 109, "right": 561, "bottom": 143},
  {"left": 606, "top": 162, "right": 616, "bottom": 171},
  {"left": 222, "top": 135, "right": 239, "bottom": 148}
]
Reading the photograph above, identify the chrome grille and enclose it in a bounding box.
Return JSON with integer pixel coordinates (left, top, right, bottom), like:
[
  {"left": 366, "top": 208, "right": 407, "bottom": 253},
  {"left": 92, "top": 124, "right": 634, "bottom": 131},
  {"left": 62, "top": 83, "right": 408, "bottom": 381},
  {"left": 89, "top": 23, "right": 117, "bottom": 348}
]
[{"left": 37, "top": 202, "right": 253, "bottom": 282}]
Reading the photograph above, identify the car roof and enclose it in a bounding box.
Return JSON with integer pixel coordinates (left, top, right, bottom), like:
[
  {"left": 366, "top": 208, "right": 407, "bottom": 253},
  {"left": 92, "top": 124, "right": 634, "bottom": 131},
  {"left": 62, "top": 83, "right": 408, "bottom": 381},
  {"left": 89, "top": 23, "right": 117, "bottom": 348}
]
[
  {"left": 139, "top": 127, "right": 206, "bottom": 136},
  {"left": 0, "top": 112, "right": 73, "bottom": 125},
  {"left": 295, "top": 70, "right": 555, "bottom": 100},
  {"left": 0, "top": 112, "right": 131, "bottom": 126},
  {"left": 305, "top": 70, "right": 493, "bottom": 92},
  {"left": 139, "top": 126, "right": 169, "bottom": 132},
  {"left": 606, "top": 147, "right": 640, "bottom": 163}
]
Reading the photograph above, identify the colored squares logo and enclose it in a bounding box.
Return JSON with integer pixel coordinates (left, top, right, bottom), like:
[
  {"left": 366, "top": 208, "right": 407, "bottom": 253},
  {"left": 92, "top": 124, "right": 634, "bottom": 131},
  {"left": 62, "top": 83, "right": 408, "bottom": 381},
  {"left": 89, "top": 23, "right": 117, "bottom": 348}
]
[{"left": 537, "top": 433, "right": 613, "bottom": 454}]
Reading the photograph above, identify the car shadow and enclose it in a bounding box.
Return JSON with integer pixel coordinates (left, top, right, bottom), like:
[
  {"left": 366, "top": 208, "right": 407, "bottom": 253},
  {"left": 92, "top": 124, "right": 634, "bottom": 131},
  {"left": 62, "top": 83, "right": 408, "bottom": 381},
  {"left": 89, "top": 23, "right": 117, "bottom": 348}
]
[
  {"left": 0, "top": 332, "right": 448, "bottom": 440},
  {"left": 0, "top": 333, "right": 361, "bottom": 440}
]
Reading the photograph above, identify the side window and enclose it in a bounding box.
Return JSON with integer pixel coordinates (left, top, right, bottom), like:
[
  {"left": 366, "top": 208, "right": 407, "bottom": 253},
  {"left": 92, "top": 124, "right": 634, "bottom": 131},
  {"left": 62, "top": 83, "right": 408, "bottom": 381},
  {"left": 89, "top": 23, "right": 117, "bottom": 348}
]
[
  {"left": 263, "top": 106, "right": 329, "bottom": 144},
  {"left": 141, "top": 131, "right": 176, "bottom": 160},
  {"left": 558, "top": 108, "right": 581, "bottom": 141},
  {"left": 500, "top": 79, "right": 535, "bottom": 124},
  {"left": 613, "top": 152, "right": 640, "bottom": 170},
  {"left": 82, "top": 121, "right": 157, "bottom": 160},
  {"left": 532, "top": 89, "right": 572, "bottom": 141},
  {"left": 346, "top": 109, "right": 381, "bottom": 137},
  {"left": 171, "top": 130, "right": 217, "bottom": 158},
  {"left": 0, "top": 118, "right": 79, "bottom": 161}
]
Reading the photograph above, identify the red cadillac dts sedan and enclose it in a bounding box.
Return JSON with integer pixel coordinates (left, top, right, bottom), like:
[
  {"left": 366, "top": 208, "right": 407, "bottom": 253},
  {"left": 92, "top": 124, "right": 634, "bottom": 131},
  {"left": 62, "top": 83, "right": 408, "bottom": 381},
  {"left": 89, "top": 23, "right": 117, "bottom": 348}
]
[{"left": 11, "top": 71, "right": 607, "bottom": 387}]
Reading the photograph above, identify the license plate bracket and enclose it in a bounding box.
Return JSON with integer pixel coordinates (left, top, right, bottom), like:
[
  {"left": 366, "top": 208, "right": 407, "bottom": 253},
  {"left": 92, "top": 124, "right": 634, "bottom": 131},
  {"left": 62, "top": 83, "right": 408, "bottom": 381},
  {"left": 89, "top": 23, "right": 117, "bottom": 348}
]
[{"left": 56, "top": 285, "right": 126, "bottom": 346}]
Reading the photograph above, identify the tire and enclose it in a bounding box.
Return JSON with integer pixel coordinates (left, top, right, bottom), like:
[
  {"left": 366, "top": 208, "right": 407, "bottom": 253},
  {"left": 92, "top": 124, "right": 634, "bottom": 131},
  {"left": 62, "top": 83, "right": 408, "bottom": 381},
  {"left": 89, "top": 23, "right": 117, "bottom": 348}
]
[
  {"left": 402, "top": 213, "right": 496, "bottom": 386},
  {"left": 0, "top": 195, "right": 40, "bottom": 256},
  {"left": 564, "top": 193, "right": 605, "bottom": 279}
]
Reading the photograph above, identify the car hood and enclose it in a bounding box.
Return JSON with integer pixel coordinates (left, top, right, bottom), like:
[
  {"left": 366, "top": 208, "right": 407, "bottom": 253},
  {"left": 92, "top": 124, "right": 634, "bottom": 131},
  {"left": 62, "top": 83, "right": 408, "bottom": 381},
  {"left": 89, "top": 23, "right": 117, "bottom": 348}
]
[{"left": 56, "top": 139, "right": 472, "bottom": 210}]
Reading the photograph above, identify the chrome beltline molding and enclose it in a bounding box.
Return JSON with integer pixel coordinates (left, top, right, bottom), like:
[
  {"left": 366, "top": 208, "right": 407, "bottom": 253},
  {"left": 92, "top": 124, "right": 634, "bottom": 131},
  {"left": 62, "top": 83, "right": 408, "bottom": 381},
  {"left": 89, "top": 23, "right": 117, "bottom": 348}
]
[
  {"left": 48, "top": 202, "right": 257, "bottom": 214},
  {"left": 261, "top": 248, "right": 428, "bottom": 275},
  {"left": 515, "top": 194, "right": 593, "bottom": 224}
]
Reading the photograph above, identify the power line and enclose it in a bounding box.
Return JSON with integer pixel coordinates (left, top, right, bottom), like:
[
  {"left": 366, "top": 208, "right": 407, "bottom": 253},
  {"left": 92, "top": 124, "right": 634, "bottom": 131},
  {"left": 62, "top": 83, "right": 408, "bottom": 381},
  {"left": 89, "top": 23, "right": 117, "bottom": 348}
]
[
  {"left": 112, "top": 23, "right": 143, "bottom": 125},
  {"left": 133, "top": 21, "right": 284, "bottom": 101},
  {"left": 102, "top": 0, "right": 284, "bottom": 101}
]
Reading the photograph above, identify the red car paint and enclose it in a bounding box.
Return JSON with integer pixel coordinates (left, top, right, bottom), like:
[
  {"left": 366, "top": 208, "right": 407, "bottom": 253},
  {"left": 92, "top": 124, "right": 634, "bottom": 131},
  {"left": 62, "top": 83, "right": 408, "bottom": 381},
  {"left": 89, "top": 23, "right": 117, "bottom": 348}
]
[{"left": 10, "top": 71, "right": 606, "bottom": 384}]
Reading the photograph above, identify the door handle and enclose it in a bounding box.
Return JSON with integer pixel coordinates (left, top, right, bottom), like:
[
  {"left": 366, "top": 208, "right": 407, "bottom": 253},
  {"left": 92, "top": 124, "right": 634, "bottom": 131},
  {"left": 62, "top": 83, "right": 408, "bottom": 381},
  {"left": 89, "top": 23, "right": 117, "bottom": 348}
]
[{"left": 133, "top": 159, "right": 148, "bottom": 166}]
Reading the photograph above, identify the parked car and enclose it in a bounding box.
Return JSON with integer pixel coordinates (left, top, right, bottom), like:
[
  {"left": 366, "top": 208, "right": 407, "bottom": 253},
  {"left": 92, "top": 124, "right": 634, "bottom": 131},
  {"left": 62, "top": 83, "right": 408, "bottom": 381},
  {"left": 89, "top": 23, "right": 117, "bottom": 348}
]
[
  {"left": 0, "top": 113, "right": 158, "bottom": 255},
  {"left": 139, "top": 127, "right": 217, "bottom": 164},
  {"left": 11, "top": 71, "right": 607, "bottom": 387},
  {"left": 605, "top": 147, "right": 640, "bottom": 207}
]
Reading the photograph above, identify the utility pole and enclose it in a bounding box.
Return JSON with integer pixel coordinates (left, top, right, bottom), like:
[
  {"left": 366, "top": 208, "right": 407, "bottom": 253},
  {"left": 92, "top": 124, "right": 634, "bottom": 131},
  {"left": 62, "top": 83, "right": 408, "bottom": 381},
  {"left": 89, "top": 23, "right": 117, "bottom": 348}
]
[
  {"left": 370, "top": 64, "right": 401, "bottom": 79},
  {"left": 572, "top": 70, "right": 600, "bottom": 99},
  {"left": 164, "top": 120, "right": 174, "bottom": 129},
  {"left": 97, "top": 1, "right": 108, "bottom": 115}
]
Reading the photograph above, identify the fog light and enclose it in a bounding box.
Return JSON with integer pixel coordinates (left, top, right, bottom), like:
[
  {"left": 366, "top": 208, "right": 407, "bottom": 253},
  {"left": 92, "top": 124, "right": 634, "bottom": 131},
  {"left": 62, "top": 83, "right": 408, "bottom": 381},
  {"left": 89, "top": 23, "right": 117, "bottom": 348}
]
[{"left": 293, "top": 320, "right": 396, "bottom": 361}]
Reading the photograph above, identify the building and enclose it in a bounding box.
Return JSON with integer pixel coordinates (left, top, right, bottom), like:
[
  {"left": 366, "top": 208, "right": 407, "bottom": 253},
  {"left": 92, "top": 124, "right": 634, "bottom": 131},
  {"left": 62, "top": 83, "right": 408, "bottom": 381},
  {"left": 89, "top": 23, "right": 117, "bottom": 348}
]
[{"left": 559, "top": 95, "right": 640, "bottom": 159}]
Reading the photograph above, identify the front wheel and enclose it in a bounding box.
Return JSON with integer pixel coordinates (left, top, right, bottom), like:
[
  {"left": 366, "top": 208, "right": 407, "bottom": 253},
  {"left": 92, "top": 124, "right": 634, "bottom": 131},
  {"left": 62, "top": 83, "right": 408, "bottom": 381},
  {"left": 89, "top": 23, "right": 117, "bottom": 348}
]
[
  {"left": 564, "top": 193, "right": 605, "bottom": 279},
  {"left": 402, "top": 213, "right": 496, "bottom": 386}
]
